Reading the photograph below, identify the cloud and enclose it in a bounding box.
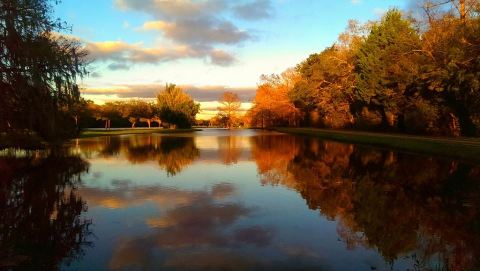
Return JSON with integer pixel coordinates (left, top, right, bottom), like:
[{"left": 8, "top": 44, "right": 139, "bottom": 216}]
[
  {"left": 185, "top": 85, "right": 256, "bottom": 102},
  {"left": 89, "top": 71, "right": 101, "bottom": 78},
  {"left": 209, "top": 49, "right": 237, "bottom": 66},
  {"left": 141, "top": 18, "right": 251, "bottom": 47},
  {"left": 107, "top": 63, "right": 130, "bottom": 71},
  {"left": 115, "top": 0, "right": 228, "bottom": 20},
  {"left": 109, "top": 0, "right": 271, "bottom": 68},
  {"left": 84, "top": 38, "right": 238, "bottom": 68},
  {"left": 84, "top": 40, "right": 215, "bottom": 68},
  {"left": 351, "top": 0, "right": 361, "bottom": 5},
  {"left": 233, "top": 0, "right": 273, "bottom": 20},
  {"left": 83, "top": 84, "right": 256, "bottom": 102}
]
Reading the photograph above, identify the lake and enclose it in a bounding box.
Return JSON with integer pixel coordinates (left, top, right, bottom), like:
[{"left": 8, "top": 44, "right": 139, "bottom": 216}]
[{"left": 1, "top": 129, "right": 479, "bottom": 271}]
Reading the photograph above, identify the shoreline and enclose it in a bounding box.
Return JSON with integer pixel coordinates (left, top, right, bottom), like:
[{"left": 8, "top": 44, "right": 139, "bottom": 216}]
[
  {"left": 78, "top": 128, "right": 201, "bottom": 138},
  {"left": 274, "top": 127, "right": 480, "bottom": 162}
]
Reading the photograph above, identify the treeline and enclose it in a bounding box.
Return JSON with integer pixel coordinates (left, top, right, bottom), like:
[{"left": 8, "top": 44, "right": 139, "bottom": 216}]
[
  {"left": 0, "top": 1, "right": 199, "bottom": 145},
  {"left": 248, "top": 0, "right": 480, "bottom": 136},
  {"left": 0, "top": 0, "right": 88, "bottom": 141},
  {"left": 78, "top": 84, "right": 199, "bottom": 129}
]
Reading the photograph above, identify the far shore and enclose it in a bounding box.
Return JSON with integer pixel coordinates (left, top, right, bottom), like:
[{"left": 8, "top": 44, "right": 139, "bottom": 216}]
[
  {"left": 78, "top": 128, "right": 200, "bottom": 138},
  {"left": 274, "top": 127, "right": 480, "bottom": 162}
]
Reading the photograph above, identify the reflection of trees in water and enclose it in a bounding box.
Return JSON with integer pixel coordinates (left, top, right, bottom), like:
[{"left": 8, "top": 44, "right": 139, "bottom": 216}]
[
  {"left": 99, "top": 136, "right": 121, "bottom": 156},
  {"left": 0, "top": 150, "right": 92, "bottom": 270},
  {"left": 217, "top": 136, "right": 242, "bottom": 165},
  {"left": 156, "top": 137, "right": 200, "bottom": 176},
  {"left": 250, "top": 136, "right": 480, "bottom": 270},
  {"left": 113, "top": 135, "right": 199, "bottom": 176},
  {"left": 77, "top": 135, "right": 200, "bottom": 176},
  {"left": 250, "top": 135, "right": 300, "bottom": 184}
]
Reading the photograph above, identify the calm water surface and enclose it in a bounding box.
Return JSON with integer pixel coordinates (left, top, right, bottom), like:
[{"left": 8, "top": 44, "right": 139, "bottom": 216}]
[{"left": 1, "top": 129, "right": 480, "bottom": 271}]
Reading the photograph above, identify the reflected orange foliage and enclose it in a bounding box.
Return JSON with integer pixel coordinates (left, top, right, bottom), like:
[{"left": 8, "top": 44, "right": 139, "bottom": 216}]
[{"left": 250, "top": 135, "right": 480, "bottom": 269}]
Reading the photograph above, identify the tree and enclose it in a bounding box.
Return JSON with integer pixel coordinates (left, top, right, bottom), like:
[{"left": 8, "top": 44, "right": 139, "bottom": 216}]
[
  {"left": 121, "top": 100, "right": 155, "bottom": 128},
  {"left": 249, "top": 69, "right": 301, "bottom": 128},
  {"left": 354, "top": 9, "right": 423, "bottom": 130},
  {"left": 91, "top": 102, "right": 123, "bottom": 130},
  {"left": 217, "top": 92, "right": 241, "bottom": 128},
  {"left": 69, "top": 98, "right": 95, "bottom": 131},
  {"left": 288, "top": 20, "right": 365, "bottom": 128},
  {"left": 416, "top": 2, "right": 480, "bottom": 136},
  {"left": 294, "top": 46, "right": 355, "bottom": 128},
  {"left": 418, "top": 0, "right": 478, "bottom": 23},
  {"left": 157, "top": 84, "right": 199, "bottom": 128},
  {"left": 0, "top": 0, "right": 88, "bottom": 141}
]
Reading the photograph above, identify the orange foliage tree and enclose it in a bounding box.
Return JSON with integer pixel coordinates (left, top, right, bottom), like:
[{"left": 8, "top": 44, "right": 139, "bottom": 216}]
[{"left": 247, "top": 68, "right": 301, "bottom": 128}]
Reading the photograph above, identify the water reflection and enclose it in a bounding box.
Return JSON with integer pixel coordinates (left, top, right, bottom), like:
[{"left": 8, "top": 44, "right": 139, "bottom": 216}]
[
  {"left": 3, "top": 131, "right": 480, "bottom": 271},
  {"left": 0, "top": 150, "right": 91, "bottom": 270},
  {"left": 77, "top": 135, "right": 199, "bottom": 176},
  {"left": 99, "top": 183, "right": 279, "bottom": 271},
  {"left": 217, "top": 136, "right": 243, "bottom": 165},
  {"left": 251, "top": 134, "right": 480, "bottom": 270}
]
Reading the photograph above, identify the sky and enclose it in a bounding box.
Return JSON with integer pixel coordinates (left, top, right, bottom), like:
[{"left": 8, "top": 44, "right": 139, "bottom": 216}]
[{"left": 55, "top": 0, "right": 408, "bottom": 119}]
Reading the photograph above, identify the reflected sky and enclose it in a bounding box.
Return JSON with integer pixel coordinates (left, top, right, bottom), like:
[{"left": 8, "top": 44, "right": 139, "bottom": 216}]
[{"left": 2, "top": 129, "right": 479, "bottom": 271}]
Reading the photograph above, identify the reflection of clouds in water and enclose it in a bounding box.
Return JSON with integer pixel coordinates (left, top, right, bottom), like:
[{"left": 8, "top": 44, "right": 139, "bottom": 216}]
[
  {"left": 103, "top": 182, "right": 289, "bottom": 270},
  {"left": 80, "top": 181, "right": 235, "bottom": 210},
  {"left": 163, "top": 250, "right": 260, "bottom": 271},
  {"left": 162, "top": 249, "right": 329, "bottom": 271},
  {"left": 234, "top": 226, "right": 273, "bottom": 247},
  {"left": 91, "top": 171, "right": 102, "bottom": 179},
  {"left": 211, "top": 182, "right": 236, "bottom": 199}
]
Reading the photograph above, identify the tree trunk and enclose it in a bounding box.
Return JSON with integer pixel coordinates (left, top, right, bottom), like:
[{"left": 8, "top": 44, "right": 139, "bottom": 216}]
[
  {"left": 455, "top": 104, "right": 476, "bottom": 136},
  {"left": 460, "top": 0, "right": 466, "bottom": 21},
  {"left": 147, "top": 120, "right": 151, "bottom": 128},
  {"left": 131, "top": 122, "right": 136, "bottom": 128}
]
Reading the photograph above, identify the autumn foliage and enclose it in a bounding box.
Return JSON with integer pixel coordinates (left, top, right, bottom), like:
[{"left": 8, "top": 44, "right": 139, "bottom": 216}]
[
  {"left": 248, "top": 1, "right": 480, "bottom": 136},
  {"left": 248, "top": 69, "right": 301, "bottom": 127}
]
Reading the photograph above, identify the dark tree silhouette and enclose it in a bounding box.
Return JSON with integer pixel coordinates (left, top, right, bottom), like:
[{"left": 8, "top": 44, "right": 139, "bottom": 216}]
[
  {"left": 0, "top": 0, "right": 88, "bottom": 142},
  {"left": 0, "top": 150, "right": 92, "bottom": 270}
]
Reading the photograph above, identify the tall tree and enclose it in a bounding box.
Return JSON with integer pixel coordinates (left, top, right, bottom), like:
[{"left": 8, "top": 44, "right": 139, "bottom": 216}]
[
  {"left": 355, "top": 9, "right": 423, "bottom": 130},
  {"left": 249, "top": 69, "right": 301, "bottom": 128},
  {"left": 290, "top": 20, "right": 365, "bottom": 128},
  {"left": 419, "top": 0, "right": 478, "bottom": 23},
  {"left": 0, "top": 0, "right": 88, "bottom": 141},
  {"left": 157, "top": 84, "right": 199, "bottom": 128},
  {"left": 294, "top": 46, "right": 356, "bottom": 128},
  {"left": 217, "top": 92, "right": 241, "bottom": 128},
  {"left": 417, "top": 1, "right": 480, "bottom": 135}
]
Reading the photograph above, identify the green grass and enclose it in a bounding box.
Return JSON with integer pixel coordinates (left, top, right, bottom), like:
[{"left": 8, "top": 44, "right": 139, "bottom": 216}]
[
  {"left": 79, "top": 128, "right": 200, "bottom": 138},
  {"left": 274, "top": 127, "right": 480, "bottom": 162}
]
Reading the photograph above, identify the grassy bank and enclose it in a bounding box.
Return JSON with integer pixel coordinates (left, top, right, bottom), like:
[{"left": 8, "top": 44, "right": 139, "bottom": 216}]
[
  {"left": 275, "top": 127, "right": 480, "bottom": 162},
  {"left": 79, "top": 128, "right": 200, "bottom": 138}
]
